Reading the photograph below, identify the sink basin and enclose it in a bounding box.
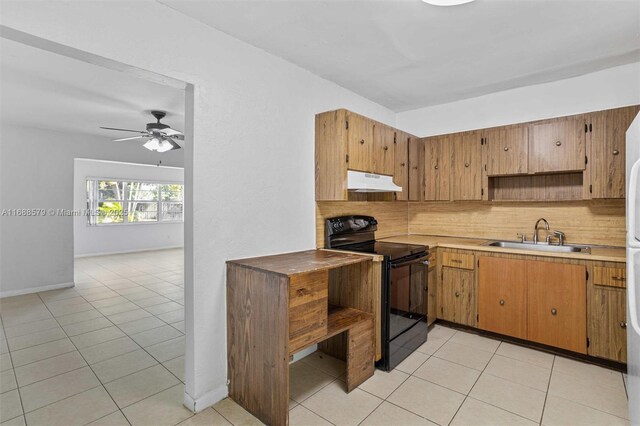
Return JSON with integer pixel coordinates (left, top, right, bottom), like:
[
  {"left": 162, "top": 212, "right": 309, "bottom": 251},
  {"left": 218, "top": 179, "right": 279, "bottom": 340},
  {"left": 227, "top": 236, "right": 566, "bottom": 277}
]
[{"left": 484, "top": 241, "right": 591, "bottom": 254}]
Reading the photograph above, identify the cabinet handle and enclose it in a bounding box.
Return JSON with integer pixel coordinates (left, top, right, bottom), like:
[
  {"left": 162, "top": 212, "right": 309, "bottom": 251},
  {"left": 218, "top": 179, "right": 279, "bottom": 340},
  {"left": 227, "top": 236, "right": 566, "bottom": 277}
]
[
  {"left": 465, "top": 162, "right": 470, "bottom": 167},
  {"left": 620, "top": 321, "right": 627, "bottom": 329},
  {"left": 613, "top": 149, "right": 620, "bottom": 156},
  {"left": 551, "top": 308, "right": 558, "bottom": 316},
  {"left": 455, "top": 292, "right": 460, "bottom": 298},
  {"left": 612, "top": 276, "right": 626, "bottom": 282},
  {"left": 360, "top": 139, "right": 365, "bottom": 145},
  {"left": 413, "top": 166, "right": 418, "bottom": 170},
  {"left": 384, "top": 146, "right": 389, "bottom": 151},
  {"left": 450, "top": 259, "right": 462, "bottom": 263},
  {"left": 499, "top": 299, "right": 505, "bottom": 306},
  {"left": 555, "top": 141, "right": 562, "bottom": 147},
  {"left": 504, "top": 147, "right": 509, "bottom": 152},
  {"left": 400, "top": 162, "right": 406, "bottom": 167},
  {"left": 435, "top": 165, "right": 439, "bottom": 170}
]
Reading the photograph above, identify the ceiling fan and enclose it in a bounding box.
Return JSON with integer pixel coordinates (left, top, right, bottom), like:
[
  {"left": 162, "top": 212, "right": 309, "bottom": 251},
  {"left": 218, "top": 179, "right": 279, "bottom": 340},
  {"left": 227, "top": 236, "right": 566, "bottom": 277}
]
[{"left": 100, "top": 110, "right": 183, "bottom": 152}]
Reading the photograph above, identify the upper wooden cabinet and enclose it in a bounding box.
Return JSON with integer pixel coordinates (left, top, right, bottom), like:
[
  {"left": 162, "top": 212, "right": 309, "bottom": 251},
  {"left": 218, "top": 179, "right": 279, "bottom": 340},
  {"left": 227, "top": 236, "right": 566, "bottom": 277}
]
[
  {"left": 452, "top": 132, "right": 483, "bottom": 200},
  {"left": 346, "top": 111, "right": 374, "bottom": 173},
  {"left": 408, "top": 138, "right": 424, "bottom": 201},
  {"left": 529, "top": 118, "right": 586, "bottom": 173},
  {"left": 588, "top": 105, "right": 640, "bottom": 199},
  {"left": 423, "top": 136, "right": 450, "bottom": 201},
  {"left": 394, "top": 131, "right": 409, "bottom": 201},
  {"left": 315, "top": 109, "right": 416, "bottom": 201},
  {"left": 373, "top": 123, "right": 395, "bottom": 176},
  {"left": 484, "top": 126, "right": 529, "bottom": 176}
]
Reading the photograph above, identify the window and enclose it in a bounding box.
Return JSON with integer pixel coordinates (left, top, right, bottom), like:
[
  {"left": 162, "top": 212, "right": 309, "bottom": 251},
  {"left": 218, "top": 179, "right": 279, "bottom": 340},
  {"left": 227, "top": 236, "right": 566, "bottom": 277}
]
[{"left": 87, "top": 179, "right": 183, "bottom": 226}]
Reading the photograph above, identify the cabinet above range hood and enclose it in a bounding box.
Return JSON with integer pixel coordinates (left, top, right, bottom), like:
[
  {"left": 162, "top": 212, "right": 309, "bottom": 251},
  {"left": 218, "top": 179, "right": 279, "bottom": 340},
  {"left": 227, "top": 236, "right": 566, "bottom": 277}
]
[{"left": 347, "top": 170, "right": 402, "bottom": 193}]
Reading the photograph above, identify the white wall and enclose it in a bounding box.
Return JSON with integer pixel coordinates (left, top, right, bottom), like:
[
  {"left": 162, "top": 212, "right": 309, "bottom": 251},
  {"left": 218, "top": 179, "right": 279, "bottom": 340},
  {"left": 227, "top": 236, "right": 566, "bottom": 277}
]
[
  {"left": 397, "top": 62, "right": 640, "bottom": 137},
  {"left": 73, "top": 159, "right": 184, "bottom": 257},
  {"left": 0, "top": 2, "right": 396, "bottom": 411},
  {"left": 0, "top": 124, "right": 183, "bottom": 297}
]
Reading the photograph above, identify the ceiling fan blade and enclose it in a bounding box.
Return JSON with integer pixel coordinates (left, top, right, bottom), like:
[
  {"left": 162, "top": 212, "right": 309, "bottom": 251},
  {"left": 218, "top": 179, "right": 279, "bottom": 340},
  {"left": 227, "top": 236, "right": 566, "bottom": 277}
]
[
  {"left": 100, "top": 126, "right": 148, "bottom": 134},
  {"left": 160, "top": 128, "right": 183, "bottom": 137},
  {"left": 113, "top": 135, "right": 147, "bottom": 142},
  {"left": 168, "top": 138, "right": 182, "bottom": 150}
]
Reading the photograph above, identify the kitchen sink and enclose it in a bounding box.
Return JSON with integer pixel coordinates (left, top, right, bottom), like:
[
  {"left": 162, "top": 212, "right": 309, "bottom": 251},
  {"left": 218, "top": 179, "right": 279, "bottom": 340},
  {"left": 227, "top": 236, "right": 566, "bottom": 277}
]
[{"left": 484, "top": 240, "right": 592, "bottom": 254}]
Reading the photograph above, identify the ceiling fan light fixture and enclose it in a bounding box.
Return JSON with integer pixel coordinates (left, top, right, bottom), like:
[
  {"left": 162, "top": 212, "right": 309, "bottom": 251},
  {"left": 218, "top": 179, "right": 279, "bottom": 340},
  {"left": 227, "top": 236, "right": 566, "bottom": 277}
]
[
  {"left": 421, "top": 0, "right": 475, "bottom": 5},
  {"left": 143, "top": 137, "right": 161, "bottom": 151},
  {"left": 156, "top": 139, "right": 174, "bottom": 153}
]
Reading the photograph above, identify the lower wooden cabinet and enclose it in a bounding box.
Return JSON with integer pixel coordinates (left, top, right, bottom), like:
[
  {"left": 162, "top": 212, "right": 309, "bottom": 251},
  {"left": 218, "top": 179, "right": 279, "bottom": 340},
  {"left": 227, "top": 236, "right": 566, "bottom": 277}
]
[
  {"left": 441, "top": 265, "right": 476, "bottom": 327},
  {"left": 427, "top": 260, "right": 437, "bottom": 326},
  {"left": 527, "top": 261, "right": 587, "bottom": 354},
  {"left": 589, "top": 285, "right": 627, "bottom": 362},
  {"left": 478, "top": 257, "right": 527, "bottom": 339}
]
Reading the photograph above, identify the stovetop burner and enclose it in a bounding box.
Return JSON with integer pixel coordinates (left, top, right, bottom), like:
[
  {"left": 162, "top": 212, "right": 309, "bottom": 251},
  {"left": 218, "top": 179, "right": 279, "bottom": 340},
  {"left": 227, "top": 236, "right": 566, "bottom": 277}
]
[{"left": 338, "top": 241, "right": 427, "bottom": 261}]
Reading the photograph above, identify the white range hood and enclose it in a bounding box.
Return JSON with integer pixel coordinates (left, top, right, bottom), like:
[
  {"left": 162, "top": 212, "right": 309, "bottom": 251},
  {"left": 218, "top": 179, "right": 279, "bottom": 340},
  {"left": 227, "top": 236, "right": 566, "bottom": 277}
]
[{"left": 347, "top": 170, "right": 402, "bottom": 193}]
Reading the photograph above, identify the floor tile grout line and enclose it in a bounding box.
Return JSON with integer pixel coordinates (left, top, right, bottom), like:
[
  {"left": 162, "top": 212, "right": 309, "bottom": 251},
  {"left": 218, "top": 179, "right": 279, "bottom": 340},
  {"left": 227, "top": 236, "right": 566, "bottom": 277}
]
[
  {"left": 25, "top": 292, "right": 125, "bottom": 419},
  {"left": 538, "top": 354, "right": 556, "bottom": 425},
  {"left": 445, "top": 332, "right": 501, "bottom": 426},
  {"left": 0, "top": 310, "right": 27, "bottom": 421}
]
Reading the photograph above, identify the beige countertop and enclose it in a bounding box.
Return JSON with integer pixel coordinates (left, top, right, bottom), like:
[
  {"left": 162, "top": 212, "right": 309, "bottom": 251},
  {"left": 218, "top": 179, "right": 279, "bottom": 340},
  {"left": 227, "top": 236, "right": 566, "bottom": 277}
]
[{"left": 378, "top": 235, "right": 626, "bottom": 263}]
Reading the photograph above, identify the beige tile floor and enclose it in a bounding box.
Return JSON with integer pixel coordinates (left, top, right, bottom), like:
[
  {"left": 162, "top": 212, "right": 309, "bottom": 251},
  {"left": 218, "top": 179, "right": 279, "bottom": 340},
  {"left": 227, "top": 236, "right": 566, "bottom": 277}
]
[{"left": 0, "top": 250, "right": 631, "bottom": 425}]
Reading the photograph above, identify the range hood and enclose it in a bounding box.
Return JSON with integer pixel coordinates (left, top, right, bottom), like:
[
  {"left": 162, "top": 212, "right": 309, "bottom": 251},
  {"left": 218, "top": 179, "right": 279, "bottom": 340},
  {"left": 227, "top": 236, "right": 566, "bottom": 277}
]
[{"left": 347, "top": 170, "right": 402, "bottom": 193}]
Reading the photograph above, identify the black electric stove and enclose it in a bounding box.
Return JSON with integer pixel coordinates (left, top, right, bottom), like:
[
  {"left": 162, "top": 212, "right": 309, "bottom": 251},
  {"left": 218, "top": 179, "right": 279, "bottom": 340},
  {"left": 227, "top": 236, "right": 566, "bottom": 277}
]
[{"left": 326, "top": 215, "right": 430, "bottom": 371}]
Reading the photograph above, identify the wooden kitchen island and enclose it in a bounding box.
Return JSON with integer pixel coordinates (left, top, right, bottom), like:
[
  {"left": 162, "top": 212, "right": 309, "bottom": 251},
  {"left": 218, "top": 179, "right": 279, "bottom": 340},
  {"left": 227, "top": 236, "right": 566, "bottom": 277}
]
[{"left": 227, "top": 250, "right": 377, "bottom": 426}]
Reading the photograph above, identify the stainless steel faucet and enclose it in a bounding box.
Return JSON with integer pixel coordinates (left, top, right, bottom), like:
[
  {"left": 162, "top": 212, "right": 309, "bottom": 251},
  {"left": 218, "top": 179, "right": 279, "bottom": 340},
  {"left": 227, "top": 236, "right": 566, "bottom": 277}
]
[{"left": 533, "top": 218, "right": 550, "bottom": 244}]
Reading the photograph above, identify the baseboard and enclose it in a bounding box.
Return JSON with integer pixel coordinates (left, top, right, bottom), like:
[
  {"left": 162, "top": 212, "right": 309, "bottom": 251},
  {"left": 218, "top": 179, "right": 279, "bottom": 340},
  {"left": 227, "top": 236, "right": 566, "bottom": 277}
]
[
  {"left": 183, "top": 384, "right": 228, "bottom": 413},
  {"left": 0, "top": 281, "right": 74, "bottom": 298},
  {"left": 74, "top": 245, "right": 184, "bottom": 258}
]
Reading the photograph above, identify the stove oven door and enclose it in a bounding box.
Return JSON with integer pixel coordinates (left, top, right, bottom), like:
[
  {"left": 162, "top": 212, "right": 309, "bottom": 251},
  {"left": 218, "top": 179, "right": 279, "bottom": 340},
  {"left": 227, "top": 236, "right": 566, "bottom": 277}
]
[{"left": 388, "top": 254, "right": 429, "bottom": 339}]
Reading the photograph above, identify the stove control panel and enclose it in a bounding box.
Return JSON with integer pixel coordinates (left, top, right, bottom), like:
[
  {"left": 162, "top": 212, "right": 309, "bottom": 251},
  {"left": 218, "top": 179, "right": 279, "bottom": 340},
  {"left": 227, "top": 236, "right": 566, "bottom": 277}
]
[{"left": 326, "top": 215, "right": 377, "bottom": 236}]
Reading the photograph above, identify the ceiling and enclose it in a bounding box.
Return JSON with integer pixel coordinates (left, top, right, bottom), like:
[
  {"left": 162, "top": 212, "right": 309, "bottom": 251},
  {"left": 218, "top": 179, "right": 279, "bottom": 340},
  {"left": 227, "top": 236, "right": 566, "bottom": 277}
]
[
  {"left": 0, "top": 38, "right": 185, "bottom": 138},
  {"left": 160, "top": 0, "right": 640, "bottom": 112}
]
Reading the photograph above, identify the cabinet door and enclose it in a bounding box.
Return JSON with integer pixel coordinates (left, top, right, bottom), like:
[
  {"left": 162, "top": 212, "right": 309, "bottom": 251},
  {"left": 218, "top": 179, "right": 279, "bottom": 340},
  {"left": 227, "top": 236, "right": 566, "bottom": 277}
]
[
  {"left": 408, "top": 138, "right": 424, "bottom": 201},
  {"left": 478, "top": 257, "right": 527, "bottom": 339},
  {"left": 530, "top": 119, "right": 585, "bottom": 173},
  {"left": 527, "top": 261, "right": 586, "bottom": 353},
  {"left": 424, "top": 136, "right": 451, "bottom": 201},
  {"left": 484, "top": 126, "right": 529, "bottom": 176},
  {"left": 589, "top": 106, "right": 640, "bottom": 199},
  {"left": 427, "top": 265, "right": 437, "bottom": 326},
  {"left": 588, "top": 286, "right": 627, "bottom": 362},
  {"left": 373, "top": 123, "right": 395, "bottom": 176},
  {"left": 394, "top": 131, "right": 409, "bottom": 201},
  {"left": 346, "top": 111, "right": 374, "bottom": 172},
  {"left": 452, "top": 132, "right": 482, "bottom": 200},
  {"left": 441, "top": 267, "right": 476, "bottom": 326}
]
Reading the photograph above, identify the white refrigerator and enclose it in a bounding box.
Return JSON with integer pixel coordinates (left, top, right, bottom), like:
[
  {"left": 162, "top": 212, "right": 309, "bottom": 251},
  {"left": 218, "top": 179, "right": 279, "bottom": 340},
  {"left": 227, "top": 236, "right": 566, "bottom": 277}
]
[{"left": 626, "top": 111, "right": 640, "bottom": 425}]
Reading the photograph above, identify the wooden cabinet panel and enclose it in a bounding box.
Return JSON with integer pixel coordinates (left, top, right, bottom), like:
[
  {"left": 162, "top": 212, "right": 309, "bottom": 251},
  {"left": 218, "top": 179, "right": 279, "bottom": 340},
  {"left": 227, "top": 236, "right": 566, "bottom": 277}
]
[
  {"left": 478, "top": 257, "right": 527, "bottom": 339},
  {"left": 373, "top": 123, "right": 395, "bottom": 176},
  {"left": 588, "top": 286, "right": 627, "bottom": 362},
  {"left": 530, "top": 119, "right": 585, "bottom": 173},
  {"left": 589, "top": 106, "right": 640, "bottom": 199},
  {"left": 394, "top": 131, "right": 409, "bottom": 201},
  {"left": 441, "top": 267, "right": 476, "bottom": 327},
  {"left": 427, "top": 264, "right": 437, "bottom": 326},
  {"left": 424, "top": 136, "right": 451, "bottom": 201},
  {"left": 408, "top": 138, "right": 424, "bottom": 201},
  {"left": 346, "top": 111, "right": 374, "bottom": 172},
  {"left": 484, "top": 126, "right": 529, "bottom": 176},
  {"left": 315, "top": 109, "right": 348, "bottom": 201},
  {"left": 593, "top": 266, "right": 626, "bottom": 289},
  {"left": 442, "top": 252, "right": 474, "bottom": 270},
  {"left": 289, "top": 270, "right": 328, "bottom": 353},
  {"left": 452, "top": 132, "right": 482, "bottom": 200},
  {"left": 527, "top": 261, "right": 586, "bottom": 353}
]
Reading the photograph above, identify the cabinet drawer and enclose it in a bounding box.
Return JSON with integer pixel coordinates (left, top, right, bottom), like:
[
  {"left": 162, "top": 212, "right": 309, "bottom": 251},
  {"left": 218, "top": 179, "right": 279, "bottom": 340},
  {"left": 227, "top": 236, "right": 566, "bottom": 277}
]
[
  {"left": 442, "top": 252, "right": 475, "bottom": 270},
  {"left": 593, "top": 266, "right": 626, "bottom": 288},
  {"left": 289, "top": 270, "right": 328, "bottom": 353}
]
